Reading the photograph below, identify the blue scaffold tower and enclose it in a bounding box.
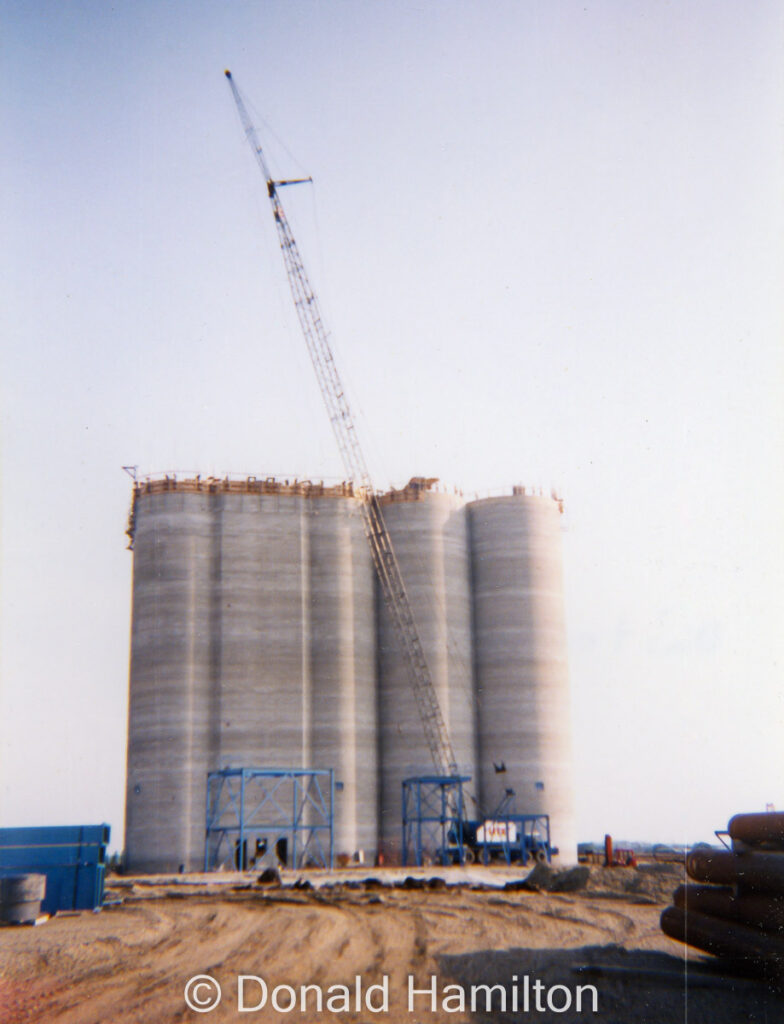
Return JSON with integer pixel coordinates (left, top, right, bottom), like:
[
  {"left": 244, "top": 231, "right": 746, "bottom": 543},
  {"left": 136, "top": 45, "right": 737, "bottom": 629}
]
[
  {"left": 204, "top": 767, "right": 334, "bottom": 871},
  {"left": 402, "top": 775, "right": 471, "bottom": 867}
]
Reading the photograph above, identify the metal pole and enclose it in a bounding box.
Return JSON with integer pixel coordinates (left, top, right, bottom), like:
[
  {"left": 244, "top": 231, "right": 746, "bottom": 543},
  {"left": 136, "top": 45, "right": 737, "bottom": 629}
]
[
  {"left": 203, "top": 774, "right": 211, "bottom": 872},
  {"left": 416, "top": 782, "right": 422, "bottom": 867},
  {"left": 292, "top": 776, "right": 298, "bottom": 869},
  {"left": 328, "top": 770, "right": 334, "bottom": 870},
  {"left": 402, "top": 782, "right": 407, "bottom": 867},
  {"left": 239, "top": 771, "right": 246, "bottom": 871},
  {"left": 440, "top": 782, "right": 447, "bottom": 864}
]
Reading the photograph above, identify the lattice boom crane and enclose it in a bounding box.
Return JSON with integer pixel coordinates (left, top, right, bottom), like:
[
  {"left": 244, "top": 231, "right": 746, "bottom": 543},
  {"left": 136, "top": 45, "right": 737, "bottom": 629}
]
[{"left": 224, "top": 70, "right": 458, "bottom": 780}]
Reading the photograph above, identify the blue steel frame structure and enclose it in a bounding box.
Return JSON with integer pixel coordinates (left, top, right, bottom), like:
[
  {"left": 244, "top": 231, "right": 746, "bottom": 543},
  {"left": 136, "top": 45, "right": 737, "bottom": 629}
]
[
  {"left": 402, "top": 775, "right": 470, "bottom": 867},
  {"left": 204, "top": 768, "right": 334, "bottom": 871}
]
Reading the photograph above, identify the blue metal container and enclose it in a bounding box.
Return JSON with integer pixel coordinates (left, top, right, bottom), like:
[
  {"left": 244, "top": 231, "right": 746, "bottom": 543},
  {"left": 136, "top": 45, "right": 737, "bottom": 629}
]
[{"left": 0, "top": 824, "right": 110, "bottom": 914}]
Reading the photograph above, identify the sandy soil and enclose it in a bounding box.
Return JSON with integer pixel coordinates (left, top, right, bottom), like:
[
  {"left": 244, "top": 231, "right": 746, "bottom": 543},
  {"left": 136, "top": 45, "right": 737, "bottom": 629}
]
[{"left": 0, "top": 864, "right": 780, "bottom": 1024}]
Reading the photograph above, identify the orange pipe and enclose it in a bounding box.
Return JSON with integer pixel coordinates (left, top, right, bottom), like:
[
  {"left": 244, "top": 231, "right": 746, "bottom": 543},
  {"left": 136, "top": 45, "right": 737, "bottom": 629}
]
[{"left": 604, "top": 834, "right": 613, "bottom": 867}]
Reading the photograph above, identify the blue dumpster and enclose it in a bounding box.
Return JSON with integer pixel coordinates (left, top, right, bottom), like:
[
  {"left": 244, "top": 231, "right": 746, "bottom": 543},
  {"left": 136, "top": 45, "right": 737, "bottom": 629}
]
[{"left": 0, "top": 824, "right": 110, "bottom": 915}]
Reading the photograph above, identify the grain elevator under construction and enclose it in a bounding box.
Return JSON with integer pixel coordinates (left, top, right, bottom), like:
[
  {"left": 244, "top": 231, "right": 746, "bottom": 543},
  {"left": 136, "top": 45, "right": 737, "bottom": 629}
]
[
  {"left": 124, "top": 71, "right": 576, "bottom": 874},
  {"left": 125, "top": 473, "right": 576, "bottom": 872}
]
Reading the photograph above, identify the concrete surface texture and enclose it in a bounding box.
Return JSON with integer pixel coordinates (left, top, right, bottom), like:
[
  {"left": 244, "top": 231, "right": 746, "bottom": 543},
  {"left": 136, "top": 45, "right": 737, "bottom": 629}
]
[
  {"left": 470, "top": 494, "right": 577, "bottom": 865},
  {"left": 125, "top": 478, "right": 575, "bottom": 870},
  {"left": 377, "top": 489, "right": 478, "bottom": 857}
]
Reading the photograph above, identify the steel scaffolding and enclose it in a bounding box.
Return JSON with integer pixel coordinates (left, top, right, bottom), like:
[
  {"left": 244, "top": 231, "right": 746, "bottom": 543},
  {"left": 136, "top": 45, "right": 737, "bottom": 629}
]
[
  {"left": 204, "top": 768, "right": 334, "bottom": 871},
  {"left": 402, "top": 775, "right": 470, "bottom": 867}
]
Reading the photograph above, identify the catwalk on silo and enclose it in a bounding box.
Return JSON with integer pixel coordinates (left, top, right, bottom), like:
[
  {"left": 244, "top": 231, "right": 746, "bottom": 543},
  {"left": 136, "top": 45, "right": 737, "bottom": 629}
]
[{"left": 125, "top": 474, "right": 576, "bottom": 871}]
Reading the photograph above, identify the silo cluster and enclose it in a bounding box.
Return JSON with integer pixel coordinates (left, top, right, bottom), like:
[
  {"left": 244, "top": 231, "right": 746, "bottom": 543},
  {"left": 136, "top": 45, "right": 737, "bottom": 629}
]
[{"left": 125, "top": 475, "right": 576, "bottom": 871}]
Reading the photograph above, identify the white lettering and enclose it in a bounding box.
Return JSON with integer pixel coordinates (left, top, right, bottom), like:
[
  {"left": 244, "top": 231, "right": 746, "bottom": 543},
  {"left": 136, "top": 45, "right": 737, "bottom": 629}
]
[
  {"left": 271, "top": 985, "right": 296, "bottom": 1013},
  {"left": 441, "top": 983, "right": 465, "bottom": 1013},
  {"left": 470, "top": 983, "right": 506, "bottom": 1012},
  {"left": 576, "top": 983, "right": 599, "bottom": 1012},
  {"left": 235, "top": 970, "right": 594, "bottom": 1017},
  {"left": 299, "top": 984, "right": 322, "bottom": 1011},
  {"left": 237, "top": 976, "right": 267, "bottom": 1013},
  {"left": 365, "top": 977, "right": 389, "bottom": 1012},
  {"left": 326, "top": 984, "right": 350, "bottom": 1012},
  {"left": 533, "top": 978, "right": 546, "bottom": 1012},
  {"left": 547, "top": 983, "right": 572, "bottom": 1013},
  {"left": 408, "top": 974, "right": 438, "bottom": 1011}
]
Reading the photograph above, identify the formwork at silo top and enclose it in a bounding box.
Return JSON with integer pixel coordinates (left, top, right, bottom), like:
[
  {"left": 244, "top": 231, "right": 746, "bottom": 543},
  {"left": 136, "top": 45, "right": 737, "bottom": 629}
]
[
  {"left": 468, "top": 492, "right": 576, "bottom": 865},
  {"left": 376, "top": 478, "right": 478, "bottom": 860},
  {"left": 125, "top": 476, "right": 377, "bottom": 871}
]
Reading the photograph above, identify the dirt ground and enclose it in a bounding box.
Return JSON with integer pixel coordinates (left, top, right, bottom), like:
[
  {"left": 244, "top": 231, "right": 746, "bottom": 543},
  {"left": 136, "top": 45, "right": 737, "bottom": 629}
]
[{"left": 0, "top": 863, "right": 781, "bottom": 1024}]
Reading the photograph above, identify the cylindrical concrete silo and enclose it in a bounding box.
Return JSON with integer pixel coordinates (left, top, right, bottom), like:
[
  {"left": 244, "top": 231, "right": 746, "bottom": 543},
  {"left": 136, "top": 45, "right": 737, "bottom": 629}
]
[
  {"left": 469, "top": 490, "right": 576, "bottom": 864},
  {"left": 377, "top": 478, "right": 477, "bottom": 860},
  {"left": 216, "top": 488, "right": 309, "bottom": 770},
  {"left": 125, "top": 484, "right": 217, "bottom": 873},
  {"left": 307, "top": 488, "right": 378, "bottom": 858},
  {"left": 126, "top": 477, "right": 381, "bottom": 872}
]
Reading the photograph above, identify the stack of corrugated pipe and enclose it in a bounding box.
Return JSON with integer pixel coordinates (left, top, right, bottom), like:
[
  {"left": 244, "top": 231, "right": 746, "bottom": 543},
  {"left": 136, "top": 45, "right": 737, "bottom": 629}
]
[{"left": 661, "top": 812, "right": 784, "bottom": 981}]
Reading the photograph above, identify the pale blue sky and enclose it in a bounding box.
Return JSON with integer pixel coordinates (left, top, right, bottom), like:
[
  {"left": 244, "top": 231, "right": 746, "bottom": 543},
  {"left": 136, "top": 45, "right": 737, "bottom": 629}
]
[{"left": 1, "top": 1, "right": 782, "bottom": 850}]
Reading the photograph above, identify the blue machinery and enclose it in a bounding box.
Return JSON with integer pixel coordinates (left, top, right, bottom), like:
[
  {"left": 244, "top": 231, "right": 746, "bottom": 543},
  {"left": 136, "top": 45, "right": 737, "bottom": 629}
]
[
  {"left": 473, "top": 813, "right": 553, "bottom": 865},
  {"left": 402, "top": 776, "right": 552, "bottom": 867},
  {"left": 205, "top": 768, "right": 334, "bottom": 871},
  {"left": 0, "top": 824, "right": 110, "bottom": 914},
  {"left": 204, "top": 768, "right": 550, "bottom": 872}
]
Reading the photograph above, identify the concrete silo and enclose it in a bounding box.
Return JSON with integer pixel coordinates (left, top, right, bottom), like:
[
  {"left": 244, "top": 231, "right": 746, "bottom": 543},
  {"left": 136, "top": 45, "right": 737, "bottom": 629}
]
[
  {"left": 468, "top": 489, "right": 576, "bottom": 864},
  {"left": 308, "top": 488, "right": 378, "bottom": 856},
  {"left": 125, "top": 475, "right": 577, "bottom": 870},
  {"left": 125, "top": 483, "right": 217, "bottom": 873},
  {"left": 125, "top": 477, "right": 378, "bottom": 872},
  {"left": 215, "top": 486, "right": 309, "bottom": 771},
  {"left": 376, "top": 478, "right": 478, "bottom": 860}
]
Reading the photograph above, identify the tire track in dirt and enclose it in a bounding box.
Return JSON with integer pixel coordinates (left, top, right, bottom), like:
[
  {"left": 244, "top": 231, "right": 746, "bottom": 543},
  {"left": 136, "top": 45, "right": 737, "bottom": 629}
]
[{"left": 0, "top": 872, "right": 713, "bottom": 1024}]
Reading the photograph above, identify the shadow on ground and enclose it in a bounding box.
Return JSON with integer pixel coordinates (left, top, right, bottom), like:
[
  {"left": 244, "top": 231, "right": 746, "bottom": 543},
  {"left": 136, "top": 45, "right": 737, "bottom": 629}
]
[{"left": 436, "top": 943, "right": 783, "bottom": 1024}]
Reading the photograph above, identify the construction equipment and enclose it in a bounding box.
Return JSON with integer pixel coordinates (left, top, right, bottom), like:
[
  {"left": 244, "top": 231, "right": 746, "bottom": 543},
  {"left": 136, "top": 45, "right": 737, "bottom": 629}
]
[
  {"left": 0, "top": 825, "right": 110, "bottom": 915},
  {"left": 401, "top": 775, "right": 552, "bottom": 867},
  {"left": 224, "top": 69, "right": 458, "bottom": 783},
  {"left": 223, "top": 72, "right": 556, "bottom": 867}
]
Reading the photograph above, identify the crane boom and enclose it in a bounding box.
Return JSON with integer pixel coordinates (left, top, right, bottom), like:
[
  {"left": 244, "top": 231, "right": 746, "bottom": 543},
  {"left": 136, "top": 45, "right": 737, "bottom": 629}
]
[{"left": 224, "top": 70, "right": 459, "bottom": 778}]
